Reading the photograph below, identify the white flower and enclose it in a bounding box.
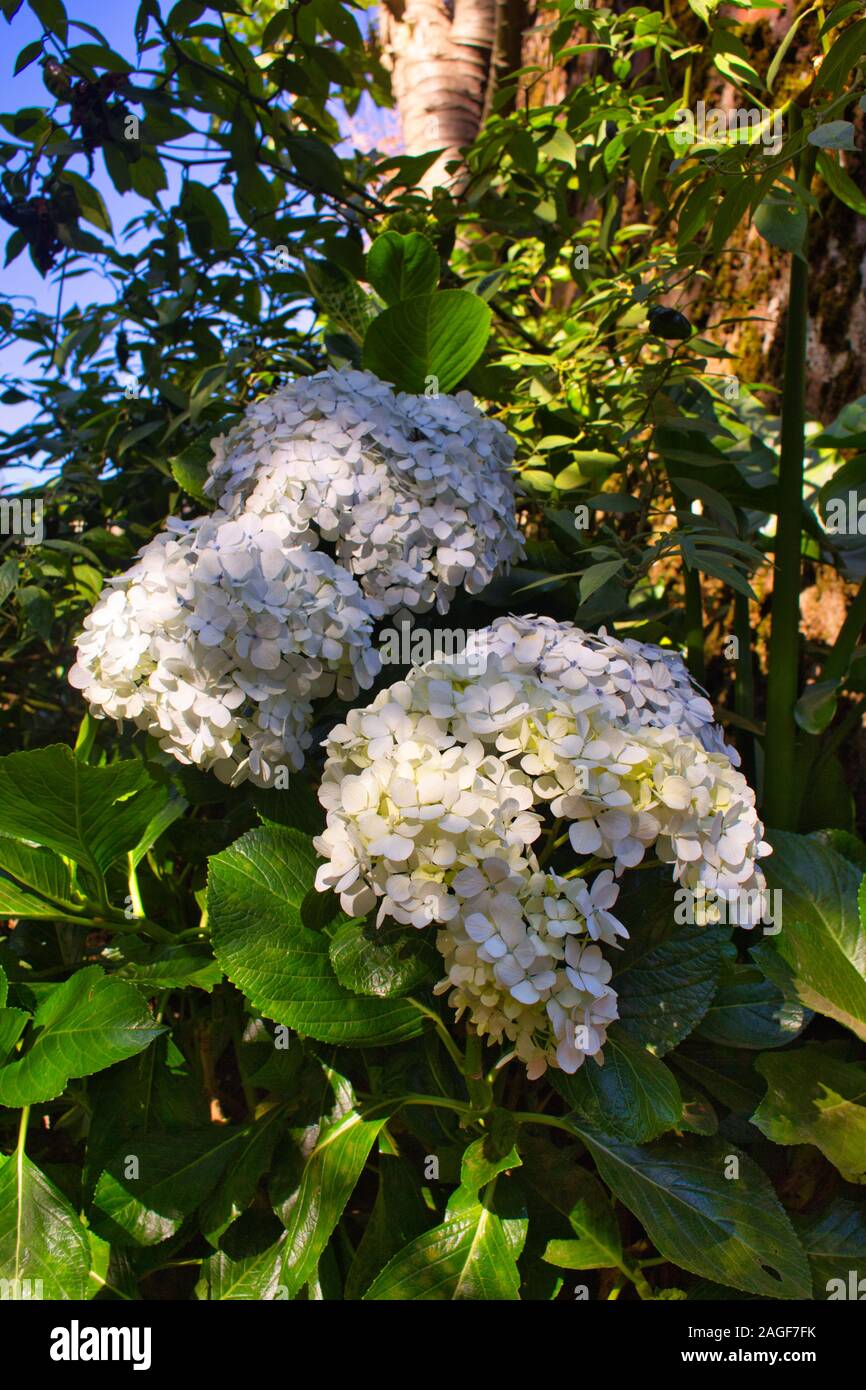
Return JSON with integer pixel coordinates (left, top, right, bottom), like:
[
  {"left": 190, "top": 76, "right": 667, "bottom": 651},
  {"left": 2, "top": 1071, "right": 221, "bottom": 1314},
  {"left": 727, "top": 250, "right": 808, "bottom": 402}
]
[
  {"left": 205, "top": 367, "right": 524, "bottom": 615},
  {"left": 314, "top": 615, "right": 770, "bottom": 1076},
  {"left": 69, "top": 511, "right": 380, "bottom": 788}
]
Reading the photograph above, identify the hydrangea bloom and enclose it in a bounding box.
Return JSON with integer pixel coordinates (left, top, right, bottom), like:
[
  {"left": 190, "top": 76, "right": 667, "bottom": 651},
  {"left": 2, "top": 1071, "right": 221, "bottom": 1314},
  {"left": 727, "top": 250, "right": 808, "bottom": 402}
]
[
  {"left": 205, "top": 367, "right": 524, "bottom": 614},
  {"left": 314, "top": 615, "right": 770, "bottom": 1077},
  {"left": 69, "top": 511, "right": 380, "bottom": 787}
]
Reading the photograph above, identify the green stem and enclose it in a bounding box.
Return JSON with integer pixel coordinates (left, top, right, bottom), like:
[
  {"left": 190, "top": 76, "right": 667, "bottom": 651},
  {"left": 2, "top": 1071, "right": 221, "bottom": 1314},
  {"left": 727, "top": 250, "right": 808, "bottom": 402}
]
[
  {"left": 410, "top": 999, "right": 468, "bottom": 1076},
  {"left": 14, "top": 1106, "right": 30, "bottom": 1282},
  {"left": 733, "top": 589, "right": 756, "bottom": 787},
  {"left": 763, "top": 111, "right": 816, "bottom": 829}
]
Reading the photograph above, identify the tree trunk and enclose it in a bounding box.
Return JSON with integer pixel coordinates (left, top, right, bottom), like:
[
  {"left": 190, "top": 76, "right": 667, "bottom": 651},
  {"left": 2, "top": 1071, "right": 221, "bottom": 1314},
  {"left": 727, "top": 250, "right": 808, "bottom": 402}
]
[{"left": 378, "top": 0, "right": 500, "bottom": 192}]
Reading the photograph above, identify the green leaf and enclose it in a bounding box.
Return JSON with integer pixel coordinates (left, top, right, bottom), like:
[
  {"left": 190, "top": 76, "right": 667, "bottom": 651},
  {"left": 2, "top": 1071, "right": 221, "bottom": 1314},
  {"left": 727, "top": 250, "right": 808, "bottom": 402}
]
[
  {"left": 344, "top": 1154, "right": 431, "bottom": 1300},
  {"left": 279, "top": 1077, "right": 395, "bottom": 1298},
  {"left": 27, "top": 0, "right": 67, "bottom": 41},
  {"left": 695, "top": 962, "right": 809, "bottom": 1049},
  {"left": 199, "top": 1238, "right": 287, "bottom": 1300},
  {"left": 208, "top": 826, "right": 425, "bottom": 1046},
  {"left": 753, "top": 197, "right": 807, "bottom": 255},
  {"left": 751, "top": 831, "right": 866, "bottom": 1043},
  {"left": 92, "top": 1128, "right": 243, "bottom": 1246},
  {"left": 521, "top": 1132, "right": 623, "bottom": 1271},
  {"left": 363, "top": 1204, "right": 521, "bottom": 1300},
  {"left": 579, "top": 557, "right": 625, "bottom": 603},
  {"left": 362, "top": 290, "right": 491, "bottom": 394},
  {"left": 58, "top": 169, "right": 113, "bottom": 234},
  {"left": 818, "top": 150, "right": 866, "bottom": 216},
  {"left": 285, "top": 133, "right": 343, "bottom": 196},
  {"left": 200, "top": 1105, "right": 285, "bottom": 1245},
  {"left": 553, "top": 1031, "right": 682, "bottom": 1142},
  {"left": 329, "top": 916, "right": 439, "bottom": 998},
  {"left": 0, "top": 837, "right": 75, "bottom": 918},
  {"left": 0, "top": 1152, "right": 91, "bottom": 1300},
  {"left": 0, "top": 966, "right": 163, "bottom": 1106},
  {"left": 114, "top": 942, "right": 222, "bottom": 993},
  {"left": 808, "top": 120, "right": 857, "bottom": 151},
  {"left": 0, "top": 745, "right": 167, "bottom": 882},
  {"left": 574, "top": 1125, "right": 812, "bottom": 1299},
  {"left": 169, "top": 437, "right": 213, "bottom": 506},
  {"left": 611, "top": 870, "right": 728, "bottom": 1054},
  {"left": 366, "top": 231, "right": 440, "bottom": 306},
  {"left": 794, "top": 1199, "right": 866, "bottom": 1298},
  {"left": 752, "top": 1044, "right": 866, "bottom": 1182}
]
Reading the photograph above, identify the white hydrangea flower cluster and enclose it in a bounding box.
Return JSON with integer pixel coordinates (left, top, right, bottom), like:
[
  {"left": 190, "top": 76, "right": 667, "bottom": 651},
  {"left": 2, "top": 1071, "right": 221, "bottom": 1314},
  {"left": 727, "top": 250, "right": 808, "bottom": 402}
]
[
  {"left": 70, "top": 371, "right": 522, "bottom": 787},
  {"left": 69, "top": 512, "right": 380, "bottom": 787},
  {"left": 314, "top": 615, "right": 771, "bottom": 1077},
  {"left": 205, "top": 367, "right": 524, "bottom": 614}
]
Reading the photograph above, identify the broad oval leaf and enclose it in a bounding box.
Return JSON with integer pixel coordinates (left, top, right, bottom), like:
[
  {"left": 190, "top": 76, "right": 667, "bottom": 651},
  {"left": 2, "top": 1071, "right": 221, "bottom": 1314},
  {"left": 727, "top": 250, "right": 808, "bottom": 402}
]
[
  {"left": 329, "top": 916, "right": 439, "bottom": 998},
  {"left": 362, "top": 289, "right": 491, "bottom": 394},
  {"left": 0, "top": 1152, "right": 92, "bottom": 1300},
  {"left": 752, "top": 1044, "right": 866, "bottom": 1182},
  {"left": 363, "top": 1205, "right": 520, "bottom": 1301},
  {"left": 553, "top": 1030, "right": 683, "bottom": 1142},
  {"left": 366, "top": 231, "right": 440, "bottom": 305}
]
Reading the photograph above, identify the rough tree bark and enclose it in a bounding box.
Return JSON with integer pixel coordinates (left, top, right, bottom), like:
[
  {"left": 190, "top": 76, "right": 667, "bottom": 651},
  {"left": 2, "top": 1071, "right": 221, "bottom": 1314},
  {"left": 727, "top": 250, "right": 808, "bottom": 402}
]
[{"left": 378, "top": 0, "right": 500, "bottom": 192}]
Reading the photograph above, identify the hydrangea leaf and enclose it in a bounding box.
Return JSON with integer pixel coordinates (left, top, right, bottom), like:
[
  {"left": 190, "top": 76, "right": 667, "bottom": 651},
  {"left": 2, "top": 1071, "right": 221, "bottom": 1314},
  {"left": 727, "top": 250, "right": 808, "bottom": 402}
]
[
  {"left": 92, "top": 1128, "right": 245, "bottom": 1246},
  {"left": 553, "top": 1030, "right": 683, "bottom": 1142},
  {"left": 0, "top": 837, "right": 75, "bottom": 918},
  {"left": 278, "top": 1071, "right": 396, "bottom": 1299},
  {"left": 329, "top": 916, "right": 439, "bottom": 998},
  {"left": 751, "top": 830, "right": 866, "bottom": 1042},
  {"left": 366, "top": 231, "right": 440, "bottom": 306},
  {"left": 0, "top": 745, "right": 166, "bottom": 881},
  {"left": 611, "top": 869, "right": 729, "bottom": 1054},
  {"left": 208, "top": 825, "right": 425, "bottom": 1045},
  {"left": 573, "top": 1124, "right": 812, "bottom": 1299},
  {"left": 793, "top": 1199, "right": 866, "bottom": 1298},
  {"left": 363, "top": 1204, "right": 521, "bottom": 1300},
  {"left": 0, "top": 966, "right": 164, "bottom": 1107},
  {"left": 752, "top": 1044, "right": 866, "bottom": 1182},
  {"left": 695, "top": 961, "right": 810, "bottom": 1049},
  {"left": 362, "top": 289, "right": 491, "bottom": 394},
  {"left": 0, "top": 1152, "right": 93, "bottom": 1300}
]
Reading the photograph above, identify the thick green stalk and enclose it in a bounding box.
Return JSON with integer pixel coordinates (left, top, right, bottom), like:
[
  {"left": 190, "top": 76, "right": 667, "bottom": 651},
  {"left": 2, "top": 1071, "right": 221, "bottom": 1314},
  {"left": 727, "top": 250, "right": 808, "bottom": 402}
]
[
  {"left": 762, "top": 118, "right": 816, "bottom": 828},
  {"left": 733, "top": 589, "right": 756, "bottom": 787}
]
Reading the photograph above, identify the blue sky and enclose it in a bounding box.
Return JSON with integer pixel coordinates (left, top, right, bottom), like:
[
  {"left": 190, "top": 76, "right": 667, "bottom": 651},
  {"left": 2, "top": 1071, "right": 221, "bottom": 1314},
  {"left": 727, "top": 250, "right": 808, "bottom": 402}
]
[{"left": 1, "top": 0, "right": 174, "bottom": 481}]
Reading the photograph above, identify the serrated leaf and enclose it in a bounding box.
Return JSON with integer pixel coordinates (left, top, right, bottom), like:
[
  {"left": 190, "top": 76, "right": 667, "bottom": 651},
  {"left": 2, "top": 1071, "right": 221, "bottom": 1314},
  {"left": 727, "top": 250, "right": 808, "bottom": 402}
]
[
  {"left": 0, "top": 837, "right": 75, "bottom": 918},
  {"left": 93, "top": 1128, "right": 243, "bottom": 1246},
  {"left": 794, "top": 1199, "right": 866, "bottom": 1298},
  {"left": 0, "top": 966, "right": 163, "bottom": 1106},
  {"left": 0, "top": 745, "right": 166, "bottom": 881},
  {"left": 0, "top": 1152, "right": 91, "bottom": 1300},
  {"left": 553, "top": 1030, "right": 683, "bottom": 1142},
  {"left": 574, "top": 1124, "right": 812, "bottom": 1299},
  {"left": 208, "top": 826, "right": 424, "bottom": 1046},
  {"left": 363, "top": 1204, "right": 520, "bottom": 1300},
  {"left": 329, "top": 916, "right": 439, "bottom": 998},
  {"left": 610, "top": 870, "right": 728, "bottom": 1054},
  {"left": 695, "top": 962, "right": 809, "bottom": 1049},
  {"left": 752, "top": 1044, "right": 866, "bottom": 1182},
  {"left": 751, "top": 831, "right": 866, "bottom": 1042}
]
